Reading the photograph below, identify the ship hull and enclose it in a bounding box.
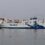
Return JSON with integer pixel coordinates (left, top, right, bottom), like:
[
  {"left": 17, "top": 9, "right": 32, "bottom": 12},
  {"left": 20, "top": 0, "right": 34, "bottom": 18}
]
[
  {"left": 1, "top": 27, "right": 45, "bottom": 29},
  {"left": 0, "top": 23, "right": 31, "bottom": 29},
  {"left": 0, "top": 23, "right": 45, "bottom": 29},
  {"left": 0, "top": 25, "right": 45, "bottom": 29},
  {"left": 1, "top": 27, "right": 31, "bottom": 29}
]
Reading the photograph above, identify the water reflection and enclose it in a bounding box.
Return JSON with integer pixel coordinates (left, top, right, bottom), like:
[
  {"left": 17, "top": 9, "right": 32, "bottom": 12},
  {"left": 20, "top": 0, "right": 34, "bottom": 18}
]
[
  {"left": 0, "top": 29, "right": 45, "bottom": 45},
  {"left": 1, "top": 29, "right": 4, "bottom": 45},
  {"left": 33, "top": 30, "right": 37, "bottom": 45}
]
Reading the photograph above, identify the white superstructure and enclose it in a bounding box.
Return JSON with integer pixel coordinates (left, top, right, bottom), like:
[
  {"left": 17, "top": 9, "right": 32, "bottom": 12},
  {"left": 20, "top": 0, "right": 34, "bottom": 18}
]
[{"left": 0, "top": 18, "right": 30, "bottom": 28}]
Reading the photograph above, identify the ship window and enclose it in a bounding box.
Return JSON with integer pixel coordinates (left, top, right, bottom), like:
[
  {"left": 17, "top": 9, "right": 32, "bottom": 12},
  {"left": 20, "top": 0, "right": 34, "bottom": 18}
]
[
  {"left": 10, "top": 24, "right": 17, "bottom": 26},
  {"left": 30, "top": 22, "right": 31, "bottom": 23}
]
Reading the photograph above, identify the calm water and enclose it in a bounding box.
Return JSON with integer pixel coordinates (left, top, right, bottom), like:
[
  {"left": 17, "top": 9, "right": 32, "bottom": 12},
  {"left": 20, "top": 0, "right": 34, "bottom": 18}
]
[{"left": 0, "top": 29, "right": 45, "bottom": 45}]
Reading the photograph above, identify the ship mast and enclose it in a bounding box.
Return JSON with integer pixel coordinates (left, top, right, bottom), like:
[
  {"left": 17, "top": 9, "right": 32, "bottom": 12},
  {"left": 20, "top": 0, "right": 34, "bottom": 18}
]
[{"left": 42, "top": 18, "right": 44, "bottom": 24}]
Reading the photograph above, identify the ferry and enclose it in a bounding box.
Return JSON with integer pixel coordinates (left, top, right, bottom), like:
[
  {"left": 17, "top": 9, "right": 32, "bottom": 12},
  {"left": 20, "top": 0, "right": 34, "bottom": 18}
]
[
  {"left": 0, "top": 17, "right": 45, "bottom": 29},
  {"left": 0, "top": 18, "right": 31, "bottom": 29}
]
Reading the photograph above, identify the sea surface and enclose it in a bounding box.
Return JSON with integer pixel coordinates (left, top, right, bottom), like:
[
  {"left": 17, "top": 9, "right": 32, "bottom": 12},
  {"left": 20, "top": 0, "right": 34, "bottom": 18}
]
[{"left": 0, "top": 29, "right": 45, "bottom": 45}]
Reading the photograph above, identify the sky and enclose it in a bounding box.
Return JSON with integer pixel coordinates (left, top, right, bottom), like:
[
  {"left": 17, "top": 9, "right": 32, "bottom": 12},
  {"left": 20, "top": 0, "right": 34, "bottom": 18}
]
[{"left": 0, "top": 0, "right": 45, "bottom": 19}]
